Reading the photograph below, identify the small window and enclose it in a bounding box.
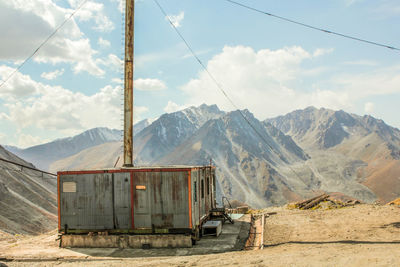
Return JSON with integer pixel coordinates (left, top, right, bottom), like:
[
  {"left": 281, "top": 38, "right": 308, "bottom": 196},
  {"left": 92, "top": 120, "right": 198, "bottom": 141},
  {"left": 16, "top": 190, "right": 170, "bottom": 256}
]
[
  {"left": 63, "top": 182, "right": 76, "bottom": 193},
  {"left": 194, "top": 181, "right": 197, "bottom": 202},
  {"left": 201, "top": 179, "right": 204, "bottom": 199}
]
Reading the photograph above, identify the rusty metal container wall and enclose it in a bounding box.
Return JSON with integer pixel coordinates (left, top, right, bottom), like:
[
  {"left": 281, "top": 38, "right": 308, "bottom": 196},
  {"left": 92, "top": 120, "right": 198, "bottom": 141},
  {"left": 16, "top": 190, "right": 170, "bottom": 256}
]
[
  {"left": 60, "top": 173, "right": 114, "bottom": 230},
  {"left": 132, "top": 171, "right": 189, "bottom": 229},
  {"left": 58, "top": 166, "right": 215, "bottom": 233},
  {"left": 112, "top": 172, "right": 132, "bottom": 229}
]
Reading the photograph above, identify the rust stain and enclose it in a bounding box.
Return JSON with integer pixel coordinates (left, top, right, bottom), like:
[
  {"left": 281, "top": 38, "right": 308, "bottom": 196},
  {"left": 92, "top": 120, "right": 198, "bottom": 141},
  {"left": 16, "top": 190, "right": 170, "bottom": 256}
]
[
  {"left": 171, "top": 173, "right": 178, "bottom": 201},
  {"left": 57, "top": 174, "right": 61, "bottom": 231},
  {"left": 130, "top": 171, "right": 134, "bottom": 229},
  {"left": 188, "top": 171, "right": 192, "bottom": 229}
]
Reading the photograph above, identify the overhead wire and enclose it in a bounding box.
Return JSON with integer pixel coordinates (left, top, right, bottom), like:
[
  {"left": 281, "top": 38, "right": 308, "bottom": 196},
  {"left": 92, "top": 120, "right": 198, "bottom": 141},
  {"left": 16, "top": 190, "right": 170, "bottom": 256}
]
[
  {"left": 153, "top": 0, "right": 307, "bottom": 179},
  {"left": 0, "top": 157, "right": 57, "bottom": 177},
  {"left": 0, "top": 165, "right": 56, "bottom": 180},
  {"left": 224, "top": 0, "right": 400, "bottom": 52},
  {"left": 0, "top": 0, "right": 90, "bottom": 90}
]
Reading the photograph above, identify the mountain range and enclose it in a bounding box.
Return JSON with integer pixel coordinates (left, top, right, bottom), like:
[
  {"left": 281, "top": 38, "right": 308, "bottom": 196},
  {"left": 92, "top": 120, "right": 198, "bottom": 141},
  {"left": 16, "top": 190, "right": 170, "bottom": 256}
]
[
  {"left": 5, "top": 119, "right": 151, "bottom": 171},
  {"left": 3, "top": 104, "right": 400, "bottom": 210},
  {"left": 267, "top": 107, "right": 400, "bottom": 204}
]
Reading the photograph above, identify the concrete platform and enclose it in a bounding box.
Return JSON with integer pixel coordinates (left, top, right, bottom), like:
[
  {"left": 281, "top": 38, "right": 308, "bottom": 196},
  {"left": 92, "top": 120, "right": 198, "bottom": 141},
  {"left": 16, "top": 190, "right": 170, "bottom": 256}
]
[
  {"left": 65, "top": 219, "right": 250, "bottom": 257},
  {"left": 61, "top": 234, "right": 192, "bottom": 249}
]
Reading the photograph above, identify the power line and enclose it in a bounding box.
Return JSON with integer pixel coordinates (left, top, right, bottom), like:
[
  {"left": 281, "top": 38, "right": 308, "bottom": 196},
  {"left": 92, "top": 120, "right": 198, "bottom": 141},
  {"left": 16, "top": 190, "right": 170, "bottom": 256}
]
[
  {"left": 153, "top": 0, "right": 306, "bottom": 177},
  {"left": 0, "top": 0, "right": 90, "bottom": 90},
  {"left": 0, "top": 157, "right": 57, "bottom": 177},
  {"left": 224, "top": 0, "right": 400, "bottom": 52}
]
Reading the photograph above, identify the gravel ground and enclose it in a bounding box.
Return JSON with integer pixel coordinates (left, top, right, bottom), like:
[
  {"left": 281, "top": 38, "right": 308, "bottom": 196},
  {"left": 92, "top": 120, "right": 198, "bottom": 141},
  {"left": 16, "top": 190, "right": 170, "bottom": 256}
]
[{"left": 1, "top": 204, "right": 400, "bottom": 266}]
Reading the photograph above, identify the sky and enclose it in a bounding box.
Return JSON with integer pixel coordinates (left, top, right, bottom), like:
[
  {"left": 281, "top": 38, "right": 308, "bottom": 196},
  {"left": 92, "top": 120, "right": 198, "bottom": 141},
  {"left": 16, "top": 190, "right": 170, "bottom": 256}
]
[{"left": 0, "top": 0, "right": 400, "bottom": 148}]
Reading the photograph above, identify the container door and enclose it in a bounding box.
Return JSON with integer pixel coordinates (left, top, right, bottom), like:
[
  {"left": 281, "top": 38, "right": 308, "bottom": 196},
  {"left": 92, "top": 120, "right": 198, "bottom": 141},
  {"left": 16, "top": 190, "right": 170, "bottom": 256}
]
[
  {"left": 151, "top": 171, "right": 189, "bottom": 229},
  {"left": 113, "top": 172, "right": 131, "bottom": 229},
  {"left": 133, "top": 172, "right": 151, "bottom": 228}
]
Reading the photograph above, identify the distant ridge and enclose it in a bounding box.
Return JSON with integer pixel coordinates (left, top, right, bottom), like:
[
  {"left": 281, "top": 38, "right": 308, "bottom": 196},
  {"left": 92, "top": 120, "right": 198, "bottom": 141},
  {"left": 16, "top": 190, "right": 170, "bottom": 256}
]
[
  {"left": 9, "top": 104, "right": 400, "bottom": 207},
  {"left": 5, "top": 119, "right": 151, "bottom": 171},
  {"left": 267, "top": 106, "right": 400, "bottom": 203}
]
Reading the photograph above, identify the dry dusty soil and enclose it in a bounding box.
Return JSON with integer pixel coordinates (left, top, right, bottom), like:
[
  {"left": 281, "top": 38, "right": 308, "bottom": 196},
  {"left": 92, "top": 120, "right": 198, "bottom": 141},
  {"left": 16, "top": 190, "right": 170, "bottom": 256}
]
[{"left": 1, "top": 204, "right": 400, "bottom": 266}]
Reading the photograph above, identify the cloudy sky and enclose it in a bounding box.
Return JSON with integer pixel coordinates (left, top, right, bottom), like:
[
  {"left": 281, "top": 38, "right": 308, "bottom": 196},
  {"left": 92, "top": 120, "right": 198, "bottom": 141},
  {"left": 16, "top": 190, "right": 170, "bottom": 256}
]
[{"left": 0, "top": 0, "right": 399, "bottom": 148}]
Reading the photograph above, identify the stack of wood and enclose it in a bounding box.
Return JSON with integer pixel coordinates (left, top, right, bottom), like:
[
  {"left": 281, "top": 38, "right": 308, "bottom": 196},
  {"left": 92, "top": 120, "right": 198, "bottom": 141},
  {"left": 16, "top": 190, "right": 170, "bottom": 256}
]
[
  {"left": 290, "top": 193, "right": 362, "bottom": 210},
  {"left": 296, "top": 194, "right": 330, "bottom": 210},
  {"left": 387, "top": 198, "right": 400, "bottom": 205}
]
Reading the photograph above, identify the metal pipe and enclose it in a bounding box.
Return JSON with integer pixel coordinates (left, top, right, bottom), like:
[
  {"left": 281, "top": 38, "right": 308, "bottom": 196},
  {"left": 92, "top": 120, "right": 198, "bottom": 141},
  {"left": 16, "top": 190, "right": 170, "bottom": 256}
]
[{"left": 123, "top": 0, "right": 134, "bottom": 167}]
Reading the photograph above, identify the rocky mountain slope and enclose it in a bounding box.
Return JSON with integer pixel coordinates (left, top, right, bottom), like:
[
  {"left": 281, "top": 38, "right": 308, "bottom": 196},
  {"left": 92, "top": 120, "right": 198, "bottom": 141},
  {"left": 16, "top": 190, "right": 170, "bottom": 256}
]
[
  {"left": 40, "top": 105, "right": 400, "bottom": 207},
  {"left": 0, "top": 145, "right": 57, "bottom": 235},
  {"left": 50, "top": 105, "right": 314, "bottom": 207},
  {"left": 159, "top": 110, "right": 310, "bottom": 207},
  {"left": 267, "top": 107, "right": 400, "bottom": 203}
]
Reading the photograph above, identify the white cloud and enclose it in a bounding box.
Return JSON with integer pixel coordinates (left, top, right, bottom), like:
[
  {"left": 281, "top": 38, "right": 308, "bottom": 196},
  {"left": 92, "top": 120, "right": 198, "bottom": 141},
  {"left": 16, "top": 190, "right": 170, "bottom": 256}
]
[
  {"left": 164, "top": 101, "right": 186, "bottom": 113},
  {"left": 364, "top": 102, "right": 375, "bottom": 114},
  {"left": 0, "top": 113, "right": 10, "bottom": 121},
  {"left": 0, "top": 66, "right": 40, "bottom": 99},
  {"left": 1, "top": 68, "right": 150, "bottom": 140},
  {"left": 181, "top": 45, "right": 326, "bottom": 118},
  {"left": 167, "top": 11, "right": 184, "bottom": 28},
  {"left": 0, "top": 0, "right": 104, "bottom": 76},
  {"left": 313, "top": 48, "right": 334, "bottom": 57},
  {"left": 98, "top": 37, "right": 111, "bottom": 48},
  {"left": 1, "top": 68, "right": 116, "bottom": 134},
  {"left": 112, "top": 78, "right": 123, "bottom": 84},
  {"left": 17, "top": 133, "right": 49, "bottom": 149},
  {"left": 181, "top": 45, "right": 400, "bottom": 120},
  {"left": 98, "top": 54, "right": 123, "bottom": 70},
  {"left": 332, "top": 65, "right": 400, "bottom": 98},
  {"left": 135, "top": 78, "right": 167, "bottom": 91},
  {"left": 68, "top": 0, "right": 114, "bottom": 32},
  {"left": 41, "top": 68, "right": 65, "bottom": 80}
]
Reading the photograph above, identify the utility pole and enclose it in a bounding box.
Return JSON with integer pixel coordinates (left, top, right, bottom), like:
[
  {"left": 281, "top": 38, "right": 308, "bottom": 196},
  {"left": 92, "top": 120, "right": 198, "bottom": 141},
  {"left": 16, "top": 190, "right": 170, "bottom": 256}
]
[{"left": 123, "top": 0, "right": 134, "bottom": 167}]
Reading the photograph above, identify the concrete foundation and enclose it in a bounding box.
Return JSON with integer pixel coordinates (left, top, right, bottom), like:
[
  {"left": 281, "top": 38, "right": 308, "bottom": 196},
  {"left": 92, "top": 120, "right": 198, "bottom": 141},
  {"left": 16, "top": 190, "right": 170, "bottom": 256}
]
[{"left": 61, "top": 234, "right": 192, "bottom": 249}]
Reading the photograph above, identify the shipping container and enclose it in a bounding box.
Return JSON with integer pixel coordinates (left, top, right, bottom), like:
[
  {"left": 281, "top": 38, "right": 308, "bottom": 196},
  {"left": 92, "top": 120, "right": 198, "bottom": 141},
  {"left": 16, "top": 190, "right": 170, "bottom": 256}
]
[{"left": 57, "top": 166, "right": 216, "bottom": 239}]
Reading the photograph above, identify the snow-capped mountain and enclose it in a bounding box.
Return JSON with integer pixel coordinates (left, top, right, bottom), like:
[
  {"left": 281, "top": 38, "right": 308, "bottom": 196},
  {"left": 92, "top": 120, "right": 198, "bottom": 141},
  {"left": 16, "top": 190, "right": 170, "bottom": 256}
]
[
  {"left": 134, "top": 104, "right": 224, "bottom": 164},
  {"left": 159, "top": 109, "right": 310, "bottom": 207}
]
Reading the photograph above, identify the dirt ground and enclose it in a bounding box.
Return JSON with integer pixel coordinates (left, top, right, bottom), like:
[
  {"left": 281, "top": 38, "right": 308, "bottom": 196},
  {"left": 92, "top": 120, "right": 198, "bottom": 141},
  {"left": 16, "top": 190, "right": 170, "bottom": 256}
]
[{"left": 1, "top": 204, "right": 400, "bottom": 266}]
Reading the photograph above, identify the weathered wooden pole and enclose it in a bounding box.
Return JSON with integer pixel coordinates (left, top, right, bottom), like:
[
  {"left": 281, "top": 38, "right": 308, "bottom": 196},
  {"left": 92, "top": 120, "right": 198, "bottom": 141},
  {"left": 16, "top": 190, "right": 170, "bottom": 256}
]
[{"left": 123, "top": 0, "right": 134, "bottom": 167}]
